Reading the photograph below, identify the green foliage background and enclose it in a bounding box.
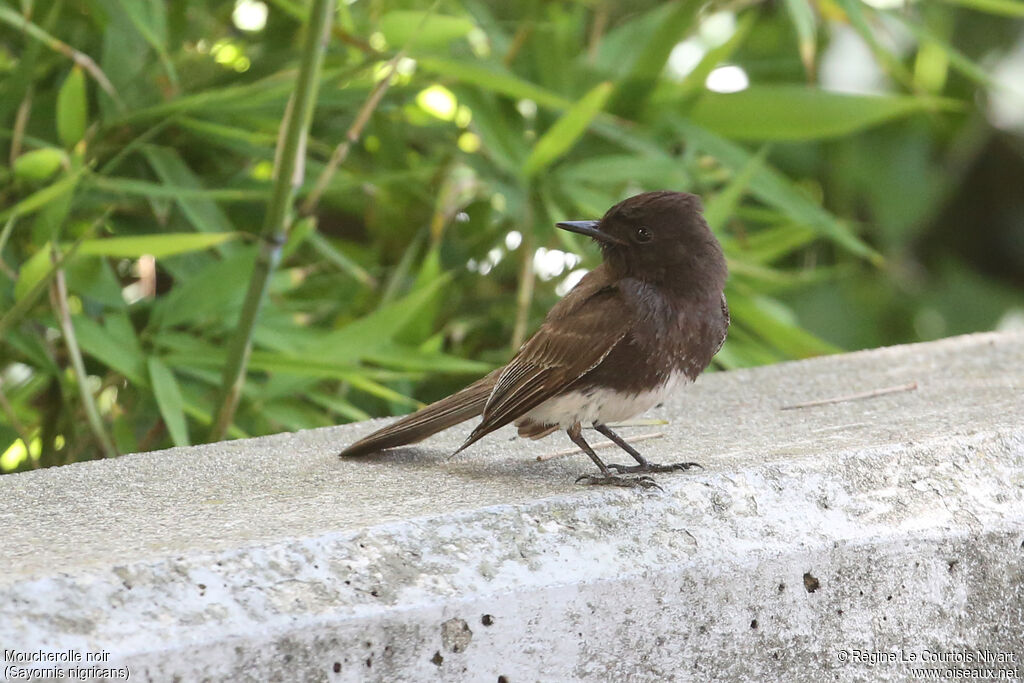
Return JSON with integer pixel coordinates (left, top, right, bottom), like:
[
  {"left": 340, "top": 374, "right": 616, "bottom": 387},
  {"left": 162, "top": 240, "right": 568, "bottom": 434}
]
[{"left": 1, "top": 0, "right": 1022, "bottom": 470}]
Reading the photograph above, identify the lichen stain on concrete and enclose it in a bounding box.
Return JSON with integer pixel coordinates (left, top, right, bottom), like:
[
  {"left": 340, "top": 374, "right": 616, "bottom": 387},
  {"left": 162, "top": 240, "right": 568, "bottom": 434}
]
[{"left": 440, "top": 617, "right": 473, "bottom": 653}]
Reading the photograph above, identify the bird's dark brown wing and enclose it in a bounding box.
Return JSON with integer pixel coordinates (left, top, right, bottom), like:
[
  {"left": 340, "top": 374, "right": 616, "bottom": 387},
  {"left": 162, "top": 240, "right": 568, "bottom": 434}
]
[{"left": 457, "top": 266, "right": 631, "bottom": 451}]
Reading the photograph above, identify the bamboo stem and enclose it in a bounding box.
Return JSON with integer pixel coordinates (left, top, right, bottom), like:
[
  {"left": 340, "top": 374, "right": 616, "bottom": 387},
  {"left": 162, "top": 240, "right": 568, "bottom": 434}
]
[
  {"left": 511, "top": 228, "right": 536, "bottom": 351},
  {"left": 50, "top": 261, "right": 118, "bottom": 459},
  {"left": 208, "top": 0, "right": 335, "bottom": 442}
]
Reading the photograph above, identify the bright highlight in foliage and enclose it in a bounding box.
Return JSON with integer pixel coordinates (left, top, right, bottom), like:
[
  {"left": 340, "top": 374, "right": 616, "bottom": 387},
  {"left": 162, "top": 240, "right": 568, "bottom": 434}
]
[
  {"left": 416, "top": 85, "right": 458, "bottom": 121},
  {"left": 706, "top": 65, "right": 749, "bottom": 93},
  {"left": 232, "top": 0, "right": 268, "bottom": 32}
]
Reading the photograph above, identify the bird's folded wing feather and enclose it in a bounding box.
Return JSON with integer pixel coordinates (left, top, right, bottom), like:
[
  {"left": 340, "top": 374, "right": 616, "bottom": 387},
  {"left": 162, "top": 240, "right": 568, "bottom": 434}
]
[{"left": 459, "top": 274, "right": 631, "bottom": 449}]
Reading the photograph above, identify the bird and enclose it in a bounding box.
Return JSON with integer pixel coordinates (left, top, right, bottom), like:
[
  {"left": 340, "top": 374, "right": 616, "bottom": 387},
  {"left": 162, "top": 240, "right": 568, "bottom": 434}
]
[{"left": 339, "top": 190, "right": 729, "bottom": 488}]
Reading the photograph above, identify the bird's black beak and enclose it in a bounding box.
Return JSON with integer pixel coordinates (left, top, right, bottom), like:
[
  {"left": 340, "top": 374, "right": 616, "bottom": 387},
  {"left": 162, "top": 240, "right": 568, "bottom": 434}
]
[{"left": 556, "top": 220, "right": 626, "bottom": 245}]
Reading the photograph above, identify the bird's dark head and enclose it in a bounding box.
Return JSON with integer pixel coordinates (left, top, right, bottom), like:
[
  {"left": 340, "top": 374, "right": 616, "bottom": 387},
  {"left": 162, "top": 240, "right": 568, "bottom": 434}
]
[{"left": 557, "top": 191, "right": 727, "bottom": 297}]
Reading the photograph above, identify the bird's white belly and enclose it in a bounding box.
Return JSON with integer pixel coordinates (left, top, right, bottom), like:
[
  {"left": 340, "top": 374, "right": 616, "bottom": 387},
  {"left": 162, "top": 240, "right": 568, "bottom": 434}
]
[{"left": 522, "top": 371, "right": 691, "bottom": 429}]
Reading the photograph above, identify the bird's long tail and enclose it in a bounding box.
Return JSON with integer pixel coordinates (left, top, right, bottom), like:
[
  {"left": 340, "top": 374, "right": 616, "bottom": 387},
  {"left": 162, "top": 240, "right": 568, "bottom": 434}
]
[{"left": 338, "top": 369, "right": 500, "bottom": 457}]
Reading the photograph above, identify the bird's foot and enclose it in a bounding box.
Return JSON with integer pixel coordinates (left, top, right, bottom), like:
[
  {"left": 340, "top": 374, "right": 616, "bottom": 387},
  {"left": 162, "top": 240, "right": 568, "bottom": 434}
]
[
  {"left": 575, "top": 474, "right": 663, "bottom": 491},
  {"left": 607, "top": 461, "right": 702, "bottom": 474}
]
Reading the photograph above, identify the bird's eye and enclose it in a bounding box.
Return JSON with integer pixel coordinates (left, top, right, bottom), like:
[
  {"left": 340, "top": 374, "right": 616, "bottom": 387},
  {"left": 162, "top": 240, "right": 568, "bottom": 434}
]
[{"left": 633, "top": 226, "right": 652, "bottom": 243}]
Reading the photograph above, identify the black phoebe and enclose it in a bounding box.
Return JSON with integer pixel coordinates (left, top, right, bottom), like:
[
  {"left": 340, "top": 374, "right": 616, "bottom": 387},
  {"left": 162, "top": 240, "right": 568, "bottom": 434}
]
[{"left": 339, "top": 191, "right": 729, "bottom": 488}]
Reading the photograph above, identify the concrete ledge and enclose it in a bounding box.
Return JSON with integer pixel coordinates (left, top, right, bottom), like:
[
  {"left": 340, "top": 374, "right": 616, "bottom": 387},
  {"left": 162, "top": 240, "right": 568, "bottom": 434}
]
[{"left": 2, "top": 332, "right": 1023, "bottom": 682}]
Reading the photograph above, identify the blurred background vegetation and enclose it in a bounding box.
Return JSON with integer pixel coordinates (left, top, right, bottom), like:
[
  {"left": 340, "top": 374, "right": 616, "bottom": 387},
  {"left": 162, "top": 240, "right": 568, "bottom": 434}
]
[{"left": 1, "top": 0, "right": 1022, "bottom": 472}]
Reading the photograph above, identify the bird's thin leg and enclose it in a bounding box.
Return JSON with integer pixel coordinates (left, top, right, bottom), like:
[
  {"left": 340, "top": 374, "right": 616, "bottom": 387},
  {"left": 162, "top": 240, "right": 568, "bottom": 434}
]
[
  {"left": 567, "top": 423, "right": 660, "bottom": 490},
  {"left": 593, "top": 423, "right": 702, "bottom": 474}
]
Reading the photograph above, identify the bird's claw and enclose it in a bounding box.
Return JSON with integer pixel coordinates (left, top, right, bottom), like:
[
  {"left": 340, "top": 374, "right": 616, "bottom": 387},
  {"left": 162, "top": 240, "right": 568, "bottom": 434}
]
[
  {"left": 607, "top": 461, "right": 702, "bottom": 474},
  {"left": 575, "top": 474, "right": 663, "bottom": 491}
]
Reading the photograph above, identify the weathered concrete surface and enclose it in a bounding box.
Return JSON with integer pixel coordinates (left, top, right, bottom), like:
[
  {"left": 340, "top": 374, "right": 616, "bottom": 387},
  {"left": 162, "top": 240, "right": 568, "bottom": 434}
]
[{"left": 1, "top": 332, "right": 1023, "bottom": 682}]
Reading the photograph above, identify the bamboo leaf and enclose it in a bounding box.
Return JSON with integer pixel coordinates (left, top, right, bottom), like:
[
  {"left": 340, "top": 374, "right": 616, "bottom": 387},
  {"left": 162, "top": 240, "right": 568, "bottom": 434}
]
[
  {"left": 72, "top": 315, "right": 147, "bottom": 384},
  {"left": 783, "top": 0, "right": 817, "bottom": 76},
  {"left": 152, "top": 247, "right": 255, "bottom": 328},
  {"left": 673, "top": 119, "right": 880, "bottom": 262},
  {"left": 148, "top": 357, "right": 190, "bottom": 446},
  {"left": 704, "top": 146, "right": 769, "bottom": 232},
  {"left": 379, "top": 11, "right": 474, "bottom": 49},
  {"left": 557, "top": 153, "right": 690, "bottom": 188},
  {"left": 112, "top": 0, "right": 178, "bottom": 89},
  {"left": 523, "top": 81, "right": 612, "bottom": 177},
  {"left": 0, "top": 168, "right": 86, "bottom": 223},
  {"left": 728, "top": 293, "right": 840, "bottom": 357},
  {"left": 340, "top": 373, "right": 422, "bottom": 408},
  {"left": 689, "top": 87, "right": 961, "bottom": 141},
  {"left": 306, "top": 231, "right": 376, "bottom": 287},
  {"left": 89, "top": 176, "right": 267, "bottom": 202},
  {"left": 934, "top": 0, "right": 1024, "bottom": 16},
  {"left": 363, "top": 346, "right": 493, "bottom": 374},
  {"left": 57, "top": 67, "right": 88, "bottom": 147},
  {"left": 306, "top": 275, "right": 452, "bottom": 363},
  {"left": 307, "top": 392, "right": 371, "bottom": 422},
  {"left": 735, "top": 224, "right": 819, "bottom": 264},
  {"left": 607, "top": 0, "right": 700, "bottom": 117},
  {"left": 14, "top": 244, "right": 53, "bottom": 302},
  {"left": 75, "top": 232, "right": 242, "bottom": 258},
  {"left": 12, "top": 148, "right": 66, "bottom": 183},
  {"left": 141, "top": 146, "right": 236, "bottom": 233},
  {"left": 417, "top": 56, "right": 571, "bottom": 110}
]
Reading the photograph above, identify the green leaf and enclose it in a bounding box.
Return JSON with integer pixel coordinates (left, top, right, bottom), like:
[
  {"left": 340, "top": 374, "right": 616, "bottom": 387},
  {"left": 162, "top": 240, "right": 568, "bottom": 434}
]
[
  {"left": 305, "top": 275, "right": 452, "bottom": 363},
  {"left": 72, "top": 314, "right": 147, "bottom": 384},
  {"left": 557, "top": 153, "right": 690, "bottom": 189},
  {"left": 148, "top": 357, "right": 190, "bottom": 446},
  {"left": 65, "top": 252, "right": 125, "bottom": 309},
  {"left": 56, "top": 67, "right": 88, "bottom": 147},
  {"left": 306, "top": 231, "right": 376, "bottom": 288},
  {"left": 152, "top": 247, "right": 255, "bottom": 328},
  {"left": 141, "top": 146, "right": 235, "bottom": 233},
  {"left": 673, "top": 120, "right": 880, "bottom": 262},
  {"left": 340, "top": 373, "right": 422, "bottom": 409},
  {"left": 89, "top": 176, "right": 267, "bottom": 202},
  {"left": 607, "top": 0, "right": 700, "bottom": 117},
  {"left": 282, "top": 216, "right": 316, "bottom": 261},
  {"left": 13, "top": 148, "right": 67, "bottom": 182},
  {"left": 896, "top": 14, "right": 995, "bottom": 88},
  {"left": 0, "top": 237, "right": 87, "bottom": 339},
  {"left": 783, "top": 0, "right": 817, "bottom": 75},
  {"left": 689, "top": 87, "right": 961, "bottom": 141},
  {"left": 704, "top": 146, "right": 769, "bottom": 232},
  {"left": 735, "top": 224, "right": 818, "bottom": 264},
  {"left": 523, "top": 81, "right": 613, "bottom": 177},
  {"left": 728, "top": 293, "right": 840, "bottom": 358},
  {"left": 379, "top": 11, "right": 474, "bottom": 49},
  {"left": 14, "top": 244, "right": 53, "bottom": 302},
  {"left": 0, "top": 167, "right": 86, "bottom": 223},
  {"left": 935, "top": 0, "right": 1024, "bottom": 18},
  {"left": 75, "top": 232, "right": 242, "bottom": 258},
  {"left": 112, "top": 0, "right": 178, "bottom": 89},
  {"left": 417, "top": 57, "right": 571, "bottom": 111},
  {"left": 363, "top": 346, "right": 493, "bottom": 374},
  {"left": 260, "top": 398, "right": 331, "bottom": 431},
  {"left": 307, "top": 391, "right": 372, "bottom": 422}
]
